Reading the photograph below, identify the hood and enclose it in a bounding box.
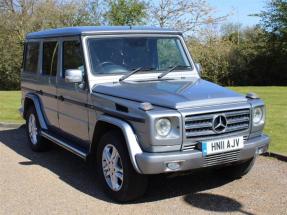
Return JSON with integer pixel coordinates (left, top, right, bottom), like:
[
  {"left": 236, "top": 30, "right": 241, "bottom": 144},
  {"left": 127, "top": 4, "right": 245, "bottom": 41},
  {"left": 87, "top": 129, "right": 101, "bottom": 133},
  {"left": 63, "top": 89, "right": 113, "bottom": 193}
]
[{"left": 92, "top": 78, "right": 247, "bottom": 109}]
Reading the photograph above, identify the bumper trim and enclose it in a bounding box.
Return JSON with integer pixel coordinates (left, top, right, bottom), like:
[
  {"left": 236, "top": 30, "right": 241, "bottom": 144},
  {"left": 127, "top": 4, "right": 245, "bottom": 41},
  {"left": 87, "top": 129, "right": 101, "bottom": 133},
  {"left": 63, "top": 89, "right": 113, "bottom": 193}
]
[{"left": 135, "top": 134, "right": 270, "bottom": 174}]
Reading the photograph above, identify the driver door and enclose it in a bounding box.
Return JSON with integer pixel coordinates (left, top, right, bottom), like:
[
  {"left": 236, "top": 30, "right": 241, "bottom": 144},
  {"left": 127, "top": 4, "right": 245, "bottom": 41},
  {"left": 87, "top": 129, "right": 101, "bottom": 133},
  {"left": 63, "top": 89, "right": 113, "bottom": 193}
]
[{"left": 56, "top": 38, "right": 89, "bottom": 145}]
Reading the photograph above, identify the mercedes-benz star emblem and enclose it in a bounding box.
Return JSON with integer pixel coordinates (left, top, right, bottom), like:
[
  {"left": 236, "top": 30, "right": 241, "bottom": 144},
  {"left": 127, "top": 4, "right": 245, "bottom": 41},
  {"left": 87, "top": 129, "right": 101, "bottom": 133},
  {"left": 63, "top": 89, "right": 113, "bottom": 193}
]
[{"left": 212, "top": 114, "right": 227, "bottom": 133}]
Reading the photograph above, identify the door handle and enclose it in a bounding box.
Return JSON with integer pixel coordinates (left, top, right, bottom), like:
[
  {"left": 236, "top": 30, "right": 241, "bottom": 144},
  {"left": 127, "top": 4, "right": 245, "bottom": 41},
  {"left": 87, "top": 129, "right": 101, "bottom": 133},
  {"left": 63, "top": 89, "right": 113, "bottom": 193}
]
[{"left": 58, "top": 95, "right": 64, "bottom": 101}]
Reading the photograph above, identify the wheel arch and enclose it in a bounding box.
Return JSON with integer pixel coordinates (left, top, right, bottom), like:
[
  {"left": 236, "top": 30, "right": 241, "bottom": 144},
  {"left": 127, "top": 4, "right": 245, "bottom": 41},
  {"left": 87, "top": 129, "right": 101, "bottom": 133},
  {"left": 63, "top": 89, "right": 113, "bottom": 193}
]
[
  {"left": 90, "top": 115, "right": 143, "bottom": 174},
  {"left": 23, "top": 93, "right": 48, "bottom": 130}
]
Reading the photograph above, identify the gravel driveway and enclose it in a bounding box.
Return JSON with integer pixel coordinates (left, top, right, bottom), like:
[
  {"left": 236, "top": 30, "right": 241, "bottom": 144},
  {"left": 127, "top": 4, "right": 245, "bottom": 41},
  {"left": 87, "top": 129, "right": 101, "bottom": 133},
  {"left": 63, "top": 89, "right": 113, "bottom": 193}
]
[{"left": 1, "top": 126, "right": 286, "bottom": 215}]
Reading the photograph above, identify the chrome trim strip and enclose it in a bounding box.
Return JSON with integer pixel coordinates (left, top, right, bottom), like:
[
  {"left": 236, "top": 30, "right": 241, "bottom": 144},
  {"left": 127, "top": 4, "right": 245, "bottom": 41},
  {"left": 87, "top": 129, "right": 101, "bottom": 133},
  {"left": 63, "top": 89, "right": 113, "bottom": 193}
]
[{"left": 41, "top": 131, "right": 87, "bottom": 159}]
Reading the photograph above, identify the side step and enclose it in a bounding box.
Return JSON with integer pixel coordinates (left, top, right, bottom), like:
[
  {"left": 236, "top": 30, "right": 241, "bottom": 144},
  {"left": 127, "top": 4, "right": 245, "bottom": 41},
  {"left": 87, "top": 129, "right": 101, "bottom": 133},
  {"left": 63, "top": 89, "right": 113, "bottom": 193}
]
[{"left": 41, "top": 131, "right": 88, "bottom": 159}]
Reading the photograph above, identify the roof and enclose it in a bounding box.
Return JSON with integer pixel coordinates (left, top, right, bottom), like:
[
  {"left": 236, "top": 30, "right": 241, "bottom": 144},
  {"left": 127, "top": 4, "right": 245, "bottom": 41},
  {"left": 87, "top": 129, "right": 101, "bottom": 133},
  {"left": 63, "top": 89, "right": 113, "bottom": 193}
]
[{"left": 26, "top": 26, "right": 182, "bottom": 39}]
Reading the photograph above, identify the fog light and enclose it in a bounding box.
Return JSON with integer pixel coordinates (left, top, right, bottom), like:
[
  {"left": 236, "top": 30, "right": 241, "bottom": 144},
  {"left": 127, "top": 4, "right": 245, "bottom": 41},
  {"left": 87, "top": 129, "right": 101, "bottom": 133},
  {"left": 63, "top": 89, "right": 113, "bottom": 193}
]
[{"left": 166, "top": 162, "right": 181, "bottom": 171}]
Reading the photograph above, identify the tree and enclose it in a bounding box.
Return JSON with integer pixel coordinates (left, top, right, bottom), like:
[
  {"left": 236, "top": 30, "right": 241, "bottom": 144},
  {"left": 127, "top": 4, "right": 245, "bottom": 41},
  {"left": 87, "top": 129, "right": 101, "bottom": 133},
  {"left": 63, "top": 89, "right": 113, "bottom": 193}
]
[
  {"left": 256, "top": 0, "right": 287, "bottom": 85},
  {"left": 187, "top": 37, "right": 234, "bottom": 85},
  {"left": 221, "top": 23, "right": 242, "bottom": 45},
  {"left": 257, "top": 0, "right": 287, "bottom": 38},
  {"left": 149, "top": 0, "right": 226, "bottom": 34},
  {"left": 188, "top": 0, "right": 287, "bottom": 87},
  {"left": 104, "top": 0, "right": 147, "bottom": 25},
  {"left": 0, "top": 0, "right": 102, "bottom": 90}
]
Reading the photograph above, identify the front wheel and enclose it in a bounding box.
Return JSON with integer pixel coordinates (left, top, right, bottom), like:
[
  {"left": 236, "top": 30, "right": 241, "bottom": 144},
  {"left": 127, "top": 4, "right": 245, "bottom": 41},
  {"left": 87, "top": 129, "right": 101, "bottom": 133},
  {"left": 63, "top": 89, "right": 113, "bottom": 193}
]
[
  {"left": 218, "top": 157, "right": 256, "bottom": 179},
  {"left": 25, "top": 106, "right": 49, "bottom": 152},
  {"left": 97, "top": 130, "right": 148, "bottom": 202}
]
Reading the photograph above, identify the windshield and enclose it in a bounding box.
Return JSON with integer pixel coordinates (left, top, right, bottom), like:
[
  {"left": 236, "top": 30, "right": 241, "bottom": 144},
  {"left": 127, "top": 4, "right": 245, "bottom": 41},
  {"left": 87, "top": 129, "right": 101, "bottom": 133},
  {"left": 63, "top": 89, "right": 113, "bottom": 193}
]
[{"left": 87, "top": 37, "right": 192, "bottom": 75}]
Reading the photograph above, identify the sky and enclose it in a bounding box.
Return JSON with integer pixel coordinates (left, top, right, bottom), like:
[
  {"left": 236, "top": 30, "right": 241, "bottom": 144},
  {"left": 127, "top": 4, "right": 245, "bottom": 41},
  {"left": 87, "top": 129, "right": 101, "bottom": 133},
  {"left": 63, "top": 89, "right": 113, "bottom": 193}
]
[{"left": 207, "top": 0, "right": 266, "bottom": 27}]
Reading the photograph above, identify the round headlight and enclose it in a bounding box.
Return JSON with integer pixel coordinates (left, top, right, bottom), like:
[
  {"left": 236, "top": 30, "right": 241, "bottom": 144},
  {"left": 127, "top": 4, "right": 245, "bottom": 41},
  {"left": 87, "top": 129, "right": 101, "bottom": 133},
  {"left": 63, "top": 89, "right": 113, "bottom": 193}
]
[
  {"left": 253, "top": 107, "right": 264, "bottom": 125},
  {"left": 155, "top": 118, "right": 171, "bottom": 137}
]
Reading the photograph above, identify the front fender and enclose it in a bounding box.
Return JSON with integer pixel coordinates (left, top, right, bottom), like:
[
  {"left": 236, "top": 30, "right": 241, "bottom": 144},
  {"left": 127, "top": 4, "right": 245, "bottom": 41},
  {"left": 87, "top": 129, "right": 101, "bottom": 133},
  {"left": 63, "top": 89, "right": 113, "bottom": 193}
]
[{"left": 96, "top": 115, "right": 143, "bottom": 174}]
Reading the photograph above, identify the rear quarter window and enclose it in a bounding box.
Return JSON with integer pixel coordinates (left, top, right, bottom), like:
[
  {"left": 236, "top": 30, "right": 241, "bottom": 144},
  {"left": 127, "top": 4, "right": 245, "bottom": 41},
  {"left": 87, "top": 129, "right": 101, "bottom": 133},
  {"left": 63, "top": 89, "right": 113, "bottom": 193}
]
[{"left": 24, "top": 42, "right": 40, "bottom": 73}]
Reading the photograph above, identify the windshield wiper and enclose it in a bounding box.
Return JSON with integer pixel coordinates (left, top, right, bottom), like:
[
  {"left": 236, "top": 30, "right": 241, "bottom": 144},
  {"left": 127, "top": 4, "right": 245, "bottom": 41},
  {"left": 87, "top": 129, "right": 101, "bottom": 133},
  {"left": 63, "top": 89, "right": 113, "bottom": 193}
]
[
  {"left": 119, "top": 67, "right": 155, "bottom": 81},
  {"left": 158, "top": 65, "right": 191, "bottom": 79}
]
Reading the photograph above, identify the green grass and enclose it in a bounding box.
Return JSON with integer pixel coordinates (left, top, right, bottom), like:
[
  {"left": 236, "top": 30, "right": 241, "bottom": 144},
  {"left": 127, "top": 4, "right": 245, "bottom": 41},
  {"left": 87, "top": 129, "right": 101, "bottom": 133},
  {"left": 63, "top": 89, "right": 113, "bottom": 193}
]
[
  {"left": 0, "top": 88, "right": 286, "bottom": 154},
  {"left": 230, "top": 87, "right": 287, "bottom": 155},
  {"left": 0, "top": 91, "right": 23, "bottom": 123}
]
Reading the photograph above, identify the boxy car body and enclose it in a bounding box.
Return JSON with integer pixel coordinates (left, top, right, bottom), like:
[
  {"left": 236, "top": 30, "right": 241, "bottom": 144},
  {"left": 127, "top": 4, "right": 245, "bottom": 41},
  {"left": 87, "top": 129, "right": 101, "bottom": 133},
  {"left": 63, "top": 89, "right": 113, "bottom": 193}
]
[{"left": 20, "top": 26, "right": 269, "bottom": 201}]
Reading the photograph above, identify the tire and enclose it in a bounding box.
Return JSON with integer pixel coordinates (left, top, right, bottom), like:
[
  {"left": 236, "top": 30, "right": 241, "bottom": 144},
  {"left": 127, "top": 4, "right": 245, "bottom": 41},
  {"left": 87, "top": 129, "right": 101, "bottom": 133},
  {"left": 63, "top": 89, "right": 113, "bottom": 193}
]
[
  {"left": 218, "top": 156, "right": 256, "bottom": 179},
  {"left": 25, "top": 106, "right": 49, "bottom": 152},
  {"left": 96, "top": 130, "right": 148, "bottom": 202}
]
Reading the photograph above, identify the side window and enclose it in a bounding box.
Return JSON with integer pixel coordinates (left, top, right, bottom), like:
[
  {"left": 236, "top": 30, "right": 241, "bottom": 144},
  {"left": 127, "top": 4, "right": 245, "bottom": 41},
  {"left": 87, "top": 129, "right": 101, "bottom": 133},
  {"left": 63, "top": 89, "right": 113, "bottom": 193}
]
[
  {"left": 62, "top": 40, "right": 84, "bottom": 77},
  {"left": 42, "top": 41, "right": 58, "bottom": 76},
  {"left": 157, "top": 39, "right": 184, "bottom": 69},
  {"left": 24, "top": 42, "right": 40, "bottom": 73}
]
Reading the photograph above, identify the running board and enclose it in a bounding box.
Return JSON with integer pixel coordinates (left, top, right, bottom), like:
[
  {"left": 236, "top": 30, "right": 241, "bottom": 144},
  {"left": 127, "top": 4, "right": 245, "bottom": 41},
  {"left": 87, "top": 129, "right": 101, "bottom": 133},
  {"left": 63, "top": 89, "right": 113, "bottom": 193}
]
[{"left": 41, "top": 131, "right": 88, "bottom": 159}]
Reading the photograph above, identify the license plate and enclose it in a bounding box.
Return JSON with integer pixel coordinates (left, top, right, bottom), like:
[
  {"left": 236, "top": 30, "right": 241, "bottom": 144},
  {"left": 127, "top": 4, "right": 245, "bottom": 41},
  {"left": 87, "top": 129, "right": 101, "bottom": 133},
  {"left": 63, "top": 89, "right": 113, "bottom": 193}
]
[{"left": 202, "top": 136, "right": 244, "bottom": 156}]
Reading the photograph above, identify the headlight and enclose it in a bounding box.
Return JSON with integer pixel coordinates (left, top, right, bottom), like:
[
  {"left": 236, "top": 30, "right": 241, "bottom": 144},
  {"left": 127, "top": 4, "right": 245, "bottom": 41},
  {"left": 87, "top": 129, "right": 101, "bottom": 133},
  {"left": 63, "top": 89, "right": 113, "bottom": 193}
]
[
  {"left": 155, "top": 118, "right": 171, "bottom": 137},
  {"left": 253, "top": 106, "right": 264, "bottom": 125}
]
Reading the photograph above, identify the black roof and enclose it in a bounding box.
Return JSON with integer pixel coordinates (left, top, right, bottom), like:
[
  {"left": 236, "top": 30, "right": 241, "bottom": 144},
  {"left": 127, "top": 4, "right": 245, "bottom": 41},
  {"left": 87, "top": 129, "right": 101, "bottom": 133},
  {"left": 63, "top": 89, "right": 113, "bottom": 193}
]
[{"left": 26, "top": 26, "right": 182, "bottom": 39}]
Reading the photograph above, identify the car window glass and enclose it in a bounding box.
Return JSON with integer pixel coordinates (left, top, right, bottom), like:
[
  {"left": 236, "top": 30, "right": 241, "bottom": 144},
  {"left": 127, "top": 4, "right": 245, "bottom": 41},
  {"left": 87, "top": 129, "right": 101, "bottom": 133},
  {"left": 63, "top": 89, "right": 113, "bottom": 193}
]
[
  {"left": 24, "top": 42, "right": 40, "bottom": 73},
  {"left": 42, "top": 41, "right": 58, "bottom": 76},
  {"left": 62, "top": 40, "right": 84, "bottom": 77},
  {"left": 87, "top": 37, "right": 191, "bottom": 75},
  {"left": 157, "top": 39, "right": 185, "bottom": 69}
]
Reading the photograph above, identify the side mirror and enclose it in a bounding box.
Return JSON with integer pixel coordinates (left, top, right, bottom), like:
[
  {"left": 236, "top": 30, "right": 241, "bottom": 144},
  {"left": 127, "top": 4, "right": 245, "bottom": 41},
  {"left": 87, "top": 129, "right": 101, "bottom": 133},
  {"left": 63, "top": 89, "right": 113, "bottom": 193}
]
[
  {"left": 195, "top": 63, "right": 202, "bottom": 76},
  {"left": 65, "top": 69, "right": 83, "bottom": 83}
]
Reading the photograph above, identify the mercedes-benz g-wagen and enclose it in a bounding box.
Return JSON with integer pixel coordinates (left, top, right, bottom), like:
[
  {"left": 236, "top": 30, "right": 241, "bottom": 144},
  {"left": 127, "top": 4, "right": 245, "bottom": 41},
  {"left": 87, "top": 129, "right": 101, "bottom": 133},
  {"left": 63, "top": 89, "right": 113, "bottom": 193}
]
[{"left": 20, "top": 26, "right": 269, "bottom": 202}]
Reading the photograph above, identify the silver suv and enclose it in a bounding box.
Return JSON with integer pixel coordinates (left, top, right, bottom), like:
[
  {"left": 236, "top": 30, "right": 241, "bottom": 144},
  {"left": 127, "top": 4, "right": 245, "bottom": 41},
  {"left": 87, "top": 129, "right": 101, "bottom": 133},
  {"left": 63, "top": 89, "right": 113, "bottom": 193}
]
[{"left": 20, "top": 26, "right": 270, "bottom": 202}]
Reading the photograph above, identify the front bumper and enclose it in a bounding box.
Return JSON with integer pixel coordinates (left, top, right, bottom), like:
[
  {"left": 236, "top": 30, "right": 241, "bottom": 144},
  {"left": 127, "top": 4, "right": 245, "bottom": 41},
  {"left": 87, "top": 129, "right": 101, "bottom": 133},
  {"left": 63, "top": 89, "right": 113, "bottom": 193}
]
[{"left": 135, "top": 134, "right": 270, "bottom": 174}]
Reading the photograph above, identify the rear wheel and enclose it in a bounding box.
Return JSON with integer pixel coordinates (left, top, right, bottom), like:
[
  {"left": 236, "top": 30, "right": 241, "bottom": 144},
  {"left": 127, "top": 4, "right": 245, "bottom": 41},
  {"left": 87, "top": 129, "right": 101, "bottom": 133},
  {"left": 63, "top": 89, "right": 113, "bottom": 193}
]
[
  {"left": 96, "top": 130, "right": 148, "bottom": 202},
  {"left": 25, "top": 106, "right": 49, "bottom": 152},
  {"left": 218, "top": 157, "right": 256, "bottom": 179}
]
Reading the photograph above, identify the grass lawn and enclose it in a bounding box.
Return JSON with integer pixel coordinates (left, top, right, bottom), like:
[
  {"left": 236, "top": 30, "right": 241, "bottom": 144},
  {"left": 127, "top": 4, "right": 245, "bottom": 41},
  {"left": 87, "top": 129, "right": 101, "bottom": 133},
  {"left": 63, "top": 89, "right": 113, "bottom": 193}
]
[
  {"left": 0, "top": 87, "right": 286, "bottom": 154},
  {"left": 0, "top": 91, "right": 23, "bottom": 123},
  {"left": 230, "top": 87, "right": 287, "bottom": 155}
]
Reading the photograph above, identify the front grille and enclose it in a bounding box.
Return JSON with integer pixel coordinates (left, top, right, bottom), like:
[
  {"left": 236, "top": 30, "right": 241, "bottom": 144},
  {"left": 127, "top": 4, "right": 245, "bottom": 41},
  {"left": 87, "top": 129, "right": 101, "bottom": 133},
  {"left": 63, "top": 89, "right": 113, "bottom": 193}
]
[
  {"left": 185, "top": 109, "right": 250, "bottom": 139},
  {"left": 203, "top": 150, "right": 240, "bottom": 167}
]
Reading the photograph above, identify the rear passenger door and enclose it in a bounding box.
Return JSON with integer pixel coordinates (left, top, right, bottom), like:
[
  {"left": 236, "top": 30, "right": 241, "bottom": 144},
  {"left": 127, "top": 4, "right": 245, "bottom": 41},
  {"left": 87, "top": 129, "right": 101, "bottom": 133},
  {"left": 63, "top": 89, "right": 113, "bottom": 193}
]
[
  {"left": 38, "top": 40, "right": 59, "bottom": 128},
  {"left": 56, "top": 38, "right": 89, "bottom": 145}
]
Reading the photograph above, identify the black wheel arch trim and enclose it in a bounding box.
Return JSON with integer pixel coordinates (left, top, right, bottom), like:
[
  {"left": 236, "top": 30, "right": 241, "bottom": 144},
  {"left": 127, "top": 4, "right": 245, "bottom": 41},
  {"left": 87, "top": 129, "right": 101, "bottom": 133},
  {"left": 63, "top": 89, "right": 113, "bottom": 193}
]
[{"left": 24, "top": 92, "right": 48, "bottom": 130}]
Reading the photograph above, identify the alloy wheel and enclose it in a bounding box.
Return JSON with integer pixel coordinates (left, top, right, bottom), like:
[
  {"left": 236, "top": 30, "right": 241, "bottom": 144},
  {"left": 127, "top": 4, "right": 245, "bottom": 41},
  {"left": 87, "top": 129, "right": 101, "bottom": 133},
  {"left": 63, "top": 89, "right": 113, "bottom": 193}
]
[
  {"left": 28, "top": 114, "right": 38, "bottom": 145},
  {"left": 102, "top": 144, "right": 124, "bottom": 191}
]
